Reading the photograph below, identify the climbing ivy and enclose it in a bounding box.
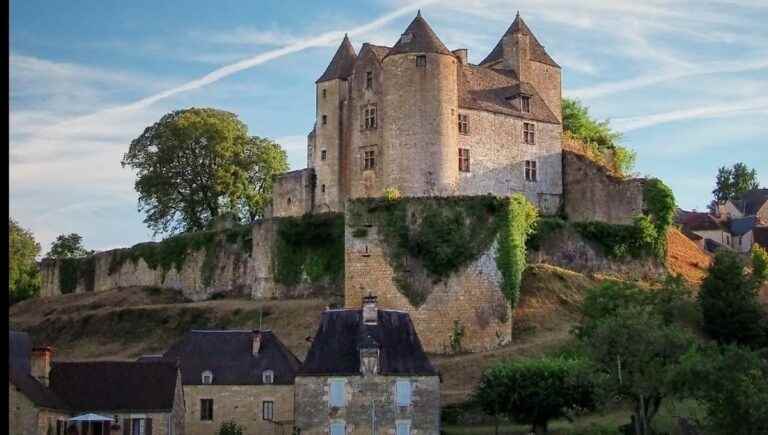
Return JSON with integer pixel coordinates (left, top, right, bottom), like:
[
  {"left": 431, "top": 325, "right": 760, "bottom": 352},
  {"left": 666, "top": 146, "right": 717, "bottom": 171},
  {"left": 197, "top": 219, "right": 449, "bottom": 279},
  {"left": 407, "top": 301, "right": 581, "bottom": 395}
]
[
  {"left": 59, "top": 256, "right": 96, "bottom": 294},
  {"left": 495, "top": 194, "right": 539, "bottom": 307},
  {"left": 273, "top": 213, "right": 344, "bottom": 286}
]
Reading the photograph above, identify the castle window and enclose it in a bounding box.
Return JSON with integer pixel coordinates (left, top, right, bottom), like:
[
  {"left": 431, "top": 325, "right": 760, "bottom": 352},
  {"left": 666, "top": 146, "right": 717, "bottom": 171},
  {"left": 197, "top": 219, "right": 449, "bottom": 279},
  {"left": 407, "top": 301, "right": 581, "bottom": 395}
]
[
  {"left": 322, "top": 114, "right": 328, "bottom": 125},
  {"left": 364, "top": 107, "right": 377, "bottom": 129},
  {"left": 201, "top": 370, "right": 213, "bottom": 385},
  {"left": 366, "top": 71, "right": 373, "bottom": 90},
  {"left": 458, "top": 114, "right": 469, "bottom": 135},
  {"left": 521, "top": 96, "right": 531, "bottom": 113},
  {"left": 200, "top": 399, "right": 214, "bottom": 421},
  {"left": 322, "top": 88, "right": 327, "bottom": 99},
  {"left": 525, "top": 160, "right": 538, "bottom": 182},
  {"left": 458, "top": 148, "right": 470, "bottom": 173},
  {"left": 416, "top": 55, "right": 426, "bottom": 67},
  {"left": 287, "top": 197, "right": 292, "bottom": 206},
  {"left": 262, "top": 400, "right": 274, "bottom": 421},
  {"left": 363, "top": 150, "right": 376, "bottom": 170},
  {"left": 321, "top": 184, "right": 326, "bottom": 193},
  {"left": 321, "top": 149, "right": 327, "bottom": 161},
  {"left": 523, "top": 122, "right": 535, "bottom": 145},
  {"left": 262, "top": 370, "right": 274, "bottom": 384}
]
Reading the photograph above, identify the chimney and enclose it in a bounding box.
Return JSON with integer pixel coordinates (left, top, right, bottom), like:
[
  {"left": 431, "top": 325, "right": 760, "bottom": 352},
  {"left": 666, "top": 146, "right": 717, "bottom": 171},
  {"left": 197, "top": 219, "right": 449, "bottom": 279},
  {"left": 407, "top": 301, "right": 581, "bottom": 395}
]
[
  {"left": 452, "top": 48, "right": 468, "bottom": 65},
  {"left": 31, "top": 346, "right": 53, "bottom": 387},
  {"left": 362, "top": 294, "right": 378, "bottom": 325},
  {"left": 252, "top": 331, "right": 262, "bottom": 355}
]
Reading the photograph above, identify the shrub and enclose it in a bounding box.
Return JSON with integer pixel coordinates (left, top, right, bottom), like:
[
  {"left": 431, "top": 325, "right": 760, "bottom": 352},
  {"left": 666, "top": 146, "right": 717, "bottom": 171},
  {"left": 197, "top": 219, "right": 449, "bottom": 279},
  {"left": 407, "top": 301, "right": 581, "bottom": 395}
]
[
  {"left": 273, "top": 213, "right": 344, "bottom": 286},
  {"left": 217, "top": 421, "right": 244, "bottom": 435},
  {"left": 527, "top": 217, "right": 566, "bottom": 251}
]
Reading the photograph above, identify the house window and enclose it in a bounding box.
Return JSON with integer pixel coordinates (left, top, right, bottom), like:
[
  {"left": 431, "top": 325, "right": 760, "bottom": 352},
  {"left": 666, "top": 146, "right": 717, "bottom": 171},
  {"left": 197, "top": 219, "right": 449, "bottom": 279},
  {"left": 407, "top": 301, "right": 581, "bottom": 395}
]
[
  {"left": 458, "top": 148, "right": 470, "bottom": 173},
  {"left": 262, "top": 400, "right": 274, "bottom": 421},
  {"left": 201, "top": 370, "right": 213, "bottom": 385},
  {"left": 131, "top": 418, "right": 149, "bottom": 435},
  {"left": 201, "top": 399, "right": 214, "bottom": 421},
  {"left": 396, "top": 420, "right": 411, "bottom": 435},
  {"left": 416, "top": 55, "right": 426, "bottom": 67},
  {"left": 521, "top": 95, "right": 531, "bottom": 113},
  {"left": 525, "top": 160, "right": 538, "bottom": 182},
  {"left": 396, "top": 380, "right": 412, "bottom": 406},
  {"left": 363, "top": 150, "right": 376, "bottom": 170},
  {"left": 523, "top": 122, "right": 535, "bottom": 145},
  {"left": 366, "top": 71, "right": 373, "bottom": 89},
  {"left": 322, "top": 89, "right": 327, "bottom": 99},
  {"left": 329, "top": 378, "right": 346, "bottom": 407},
  {"left": 364, "top": 107, "right": 377, "bottom": 129},
  {"left": 262, "top": 370, "right": 274, "bottom": 384},
  {"left": 322, "top": 115, "right": 328, "bottom": 125},
  {"left": 321, "top": 149, "right": 327, "bottom": 161},
  {"left": 458, "top": 114, "right": 469, "bottom": 134},
  {"left": 330, "top": 421, "right": 346, "bottom": 435}
]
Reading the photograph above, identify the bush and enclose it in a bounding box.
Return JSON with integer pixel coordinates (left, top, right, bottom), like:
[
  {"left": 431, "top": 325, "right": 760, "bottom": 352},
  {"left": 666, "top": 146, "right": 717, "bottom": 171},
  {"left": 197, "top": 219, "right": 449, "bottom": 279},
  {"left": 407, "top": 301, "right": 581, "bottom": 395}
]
[
  {"left": 217, "top": 421, "right": 244, "bottom": 435},
  {"left": 573, "top": 218, "right": 659, "bottom": 259},
  {"left": 274, "top": 213, "right": 344, "bottom": 286},
  {"left": 527, "top": 217, "right": 566, "bottom": 251}
]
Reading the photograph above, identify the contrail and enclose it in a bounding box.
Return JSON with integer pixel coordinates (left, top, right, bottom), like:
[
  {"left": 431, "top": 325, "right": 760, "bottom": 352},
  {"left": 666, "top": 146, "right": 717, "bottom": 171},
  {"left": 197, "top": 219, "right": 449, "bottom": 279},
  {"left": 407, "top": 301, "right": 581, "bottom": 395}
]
[{"left": 48, "top": 0, "right": 439, "bottom": 129}]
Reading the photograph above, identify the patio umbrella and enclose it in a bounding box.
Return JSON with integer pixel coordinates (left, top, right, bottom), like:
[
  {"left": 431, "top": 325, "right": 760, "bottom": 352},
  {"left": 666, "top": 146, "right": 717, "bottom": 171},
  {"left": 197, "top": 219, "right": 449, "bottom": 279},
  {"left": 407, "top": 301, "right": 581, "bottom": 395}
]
[{"left": 68, "top": 414, "right": 114, "bottom": 422}]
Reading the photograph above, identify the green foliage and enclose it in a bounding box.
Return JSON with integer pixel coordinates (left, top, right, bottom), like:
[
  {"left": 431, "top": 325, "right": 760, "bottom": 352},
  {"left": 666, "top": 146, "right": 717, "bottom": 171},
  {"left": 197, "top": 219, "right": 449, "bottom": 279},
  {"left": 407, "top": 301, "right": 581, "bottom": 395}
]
[
  {"left": 383, "top": 186, "right": 401, "bottom": 201},
  {"left": 9, "top": 218, "right": 41, "bottom": 304},
  {"left": 698, "top": 250, "right": 766, "bottom": 348},
  {"left": 122, "top": 108, "right": 289, "bottom": 235},
  {"left": 712, "top": 162, "right": 759, "bottom": 203},
  {"left": 351, "top": 227, "right": 368, "bottom": 238},
  {"left": 752, "top": 244, "right": 768, "bottom": 287},
  {"left": 496, "top": 194, "right": 538, "bottom": 306},
  {"left": 273, "top": 213, "right": 344, "bottom": 286},
  {"left": 449, "top": 320, "right": 466, "bottom": 353},
  {"left": 45, "top": 233, "right": 93, "bottom": 259},
  {"left": 59, "top": 256, "right": 96, "bottom": 293},
  {"left": 573, "top": 218, "right": 658, "bottom": 259},
  {"left": 474, "top": 357, "right": 597, "bottom": 434},
  {"left": 643, "top": 179, "right": 675, "bottom": 242},
  {"left": 527, "top": 217, "right": 566, "bottom": 251},
  {"left": 217, "top": 421, "right": 244, "bottom": 435}
]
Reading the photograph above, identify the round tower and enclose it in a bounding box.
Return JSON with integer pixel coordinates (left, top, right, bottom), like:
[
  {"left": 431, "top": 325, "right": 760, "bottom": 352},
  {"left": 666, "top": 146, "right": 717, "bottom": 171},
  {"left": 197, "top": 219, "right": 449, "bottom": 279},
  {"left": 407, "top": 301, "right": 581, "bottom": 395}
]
[{"left": 382, "top": 12, "right": 458, "bottom": 197}]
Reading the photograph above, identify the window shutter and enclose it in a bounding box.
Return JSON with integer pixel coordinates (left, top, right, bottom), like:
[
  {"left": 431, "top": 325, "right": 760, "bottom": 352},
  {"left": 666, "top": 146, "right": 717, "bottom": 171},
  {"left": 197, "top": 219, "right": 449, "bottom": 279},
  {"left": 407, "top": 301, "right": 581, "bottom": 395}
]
[
  {"left": 145, "top": 417, "right": 153, "bottom": 435},
  {"left": 123, "top": 418, "right": 130, "bottom": 435}
]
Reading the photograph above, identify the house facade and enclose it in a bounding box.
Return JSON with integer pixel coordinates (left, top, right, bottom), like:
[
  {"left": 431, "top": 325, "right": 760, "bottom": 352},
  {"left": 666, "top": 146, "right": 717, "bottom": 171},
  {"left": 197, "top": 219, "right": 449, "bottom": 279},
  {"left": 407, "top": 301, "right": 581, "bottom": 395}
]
[
  {"left": 151, "top": 329, "right": 300, "bottom": 435},
  {"left": 295, "top": 296, "right": 440, "bottom": 435}
]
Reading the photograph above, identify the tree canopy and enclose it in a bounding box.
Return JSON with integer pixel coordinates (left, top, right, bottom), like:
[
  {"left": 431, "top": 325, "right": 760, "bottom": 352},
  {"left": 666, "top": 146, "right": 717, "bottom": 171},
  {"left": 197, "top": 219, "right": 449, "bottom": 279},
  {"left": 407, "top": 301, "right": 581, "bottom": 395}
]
[
  {"left": 122, "top": 108, "right": 288, "bottom": 235},
  {"left": 9, "top": 218, "right": 41, "bottom": 304},
  {"left": 45, "top": 233, "right": 93, "bottom": 259},
  {"left": 712, "top": 162, "right": 760, "bottom": 203}
]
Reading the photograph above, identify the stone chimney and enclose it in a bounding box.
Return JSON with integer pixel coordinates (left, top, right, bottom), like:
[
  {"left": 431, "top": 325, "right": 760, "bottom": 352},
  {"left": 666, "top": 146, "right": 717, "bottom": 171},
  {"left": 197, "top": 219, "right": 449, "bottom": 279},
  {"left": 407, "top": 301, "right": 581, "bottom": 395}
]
[
  {"left": 31, "top": 346, "right": 53, "bottom": 387},
  {"left": 252, "top": 331, "right": 262, "bottom": 355},
  {"left": 362, "top": 294, "right": 378, "bottom": 325},
  {"left": 502, "top": 32, "right": 530, "bottom": 83},
  {"left": 452, "top": 48, "right": 468, "bottom": 65}
]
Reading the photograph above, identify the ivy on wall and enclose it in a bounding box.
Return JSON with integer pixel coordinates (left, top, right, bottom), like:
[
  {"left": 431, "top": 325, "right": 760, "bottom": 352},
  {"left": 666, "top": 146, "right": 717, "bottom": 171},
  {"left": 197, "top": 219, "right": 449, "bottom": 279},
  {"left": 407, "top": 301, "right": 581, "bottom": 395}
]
[
  {"left": 273, "top": 213, "right": 344, "bottom": 286},
  {"left": 496, "top": 194, "right": 539, "bottom": 307},
  {"left": 59, "top": 256, "right": 96, "bottom": 294}
]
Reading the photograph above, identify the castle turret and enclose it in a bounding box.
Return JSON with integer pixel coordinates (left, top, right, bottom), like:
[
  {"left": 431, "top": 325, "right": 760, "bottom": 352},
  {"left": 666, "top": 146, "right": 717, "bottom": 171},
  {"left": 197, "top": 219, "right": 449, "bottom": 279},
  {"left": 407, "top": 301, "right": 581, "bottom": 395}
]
[
  {"left": 313, "top": 34, "right": 357, "bottom": 212},
  {"left": 382, "top": 11, "right": 459, "bottom": 196}
]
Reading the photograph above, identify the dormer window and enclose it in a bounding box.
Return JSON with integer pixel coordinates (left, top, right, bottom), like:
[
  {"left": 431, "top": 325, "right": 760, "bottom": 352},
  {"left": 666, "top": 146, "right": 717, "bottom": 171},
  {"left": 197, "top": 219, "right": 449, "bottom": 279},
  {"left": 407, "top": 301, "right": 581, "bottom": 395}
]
[
  {"left": 521, "top": 95, "right": 531, "bottom": 113},
  {"left": 400, "top": 32, "right": 413, "bottom": 43},
  {"left": 202, "top": 370, "right": 213, "bottom": 385},
  {"left": 366, "top": 71, "right": 373, "bottom": 90},
  {"left": 416, "top": 55, "right": 426, "bottom": 67},
  {"left": 262, "top": 370, "right": 274, "bottom": 384}
]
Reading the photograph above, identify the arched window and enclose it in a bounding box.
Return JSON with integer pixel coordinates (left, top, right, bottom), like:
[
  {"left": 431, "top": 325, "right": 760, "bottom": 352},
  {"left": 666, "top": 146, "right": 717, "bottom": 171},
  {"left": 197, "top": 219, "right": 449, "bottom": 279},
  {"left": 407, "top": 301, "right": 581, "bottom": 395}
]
[
  {"left": 263, "top": 370, "right": 274, "bottom": 384},
  {"left": 201, "top": 370, "right": 213, "bottom": 385}
]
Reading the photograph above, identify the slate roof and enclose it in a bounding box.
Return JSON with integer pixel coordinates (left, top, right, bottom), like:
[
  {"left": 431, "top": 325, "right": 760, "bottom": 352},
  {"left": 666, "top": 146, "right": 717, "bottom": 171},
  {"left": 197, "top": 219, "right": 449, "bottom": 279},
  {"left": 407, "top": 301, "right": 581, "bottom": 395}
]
[
  {"left": 730, "top": 189, "right": 768, "bottom": 216},
  {"left": 387, "top": 11, "right": 451, "bottom": 57},
  {"left": 705, "top": 238, "right": 730, "bottom": 253},
  {"left": 9, "top": 330, "right": 32, "bottom": 374},
  {"left": 730, "top": 216, "right": 758, "bottom": 236},
  {"left": 480, "top": 13, "right": 559, "bottom": 67},
  {"left": 49, "top": 362, "right": 179, "bottom": 412},
  {"left": 298, "top": 309, "right": 437, "bottom": 377},
  {"left": 317, "top": 34, "right": 357, "bottom": 83},
  {"left": 159, "top": 330, "right": 301, "bottom": 385},
  {"left": 678, "top": 211, "right": 724, "bottom": 232},
  {"left": 754, "top": 226, "right": 768, "bottom": 249},
  {"left": 366, "top": 44, "right": 391, "bottom": 61},
  {"left": 9, "top": 370, "right": 69, "bottom": 410},
  {"left": 458, "top": 65, "right": 560, "bottom": 123}
]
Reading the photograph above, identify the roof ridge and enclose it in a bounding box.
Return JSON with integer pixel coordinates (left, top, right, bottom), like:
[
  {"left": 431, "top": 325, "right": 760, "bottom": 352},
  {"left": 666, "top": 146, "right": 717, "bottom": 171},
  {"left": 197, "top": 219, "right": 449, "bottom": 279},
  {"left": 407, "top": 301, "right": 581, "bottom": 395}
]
[
  {"left": 386, "top": 12, "right": 451, "bottom": 57},
  {"left": 479, "top": 13, "right": 559, "bottom": 67},
  {"left": 316, "top": 34, "right": 357, "bottom": 83}
]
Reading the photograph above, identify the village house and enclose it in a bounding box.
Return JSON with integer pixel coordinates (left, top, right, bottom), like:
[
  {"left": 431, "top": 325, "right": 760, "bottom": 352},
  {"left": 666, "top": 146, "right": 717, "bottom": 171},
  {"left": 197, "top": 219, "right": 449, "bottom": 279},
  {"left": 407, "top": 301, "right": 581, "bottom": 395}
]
[
  {"left": 144, "top": 329, "right": 300, "bottom": 435},
  {"left": 294, "top": 295, "right": 441, "bottom": 435}
]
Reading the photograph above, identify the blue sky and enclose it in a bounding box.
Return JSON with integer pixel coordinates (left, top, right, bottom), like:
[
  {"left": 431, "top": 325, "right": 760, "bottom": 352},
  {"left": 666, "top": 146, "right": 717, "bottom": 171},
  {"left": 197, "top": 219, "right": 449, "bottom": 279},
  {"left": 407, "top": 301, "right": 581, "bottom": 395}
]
[{"left": 9, "top": 0, "right": 768, "bottom": 253}]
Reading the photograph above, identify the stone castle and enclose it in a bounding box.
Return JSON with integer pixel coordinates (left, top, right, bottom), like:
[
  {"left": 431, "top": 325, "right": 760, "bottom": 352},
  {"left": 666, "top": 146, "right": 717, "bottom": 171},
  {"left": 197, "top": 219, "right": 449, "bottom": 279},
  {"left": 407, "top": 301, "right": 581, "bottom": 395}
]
[{"left": 272, "top": 11, "right": 563, "bottom": 218}]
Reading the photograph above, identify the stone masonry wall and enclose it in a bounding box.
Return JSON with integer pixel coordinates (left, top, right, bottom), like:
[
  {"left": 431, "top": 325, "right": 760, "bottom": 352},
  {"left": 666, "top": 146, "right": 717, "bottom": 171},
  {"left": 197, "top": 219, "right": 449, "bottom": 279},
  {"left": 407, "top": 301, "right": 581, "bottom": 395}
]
[
  {"left": 272, "top": 168, "right": 315, "bottom": 218},
  {"left": 294, "top": 375, "right": 440, "bottom": 435},
  {"left": 563, "top": 151, "right": 646, "bottom": 225}
]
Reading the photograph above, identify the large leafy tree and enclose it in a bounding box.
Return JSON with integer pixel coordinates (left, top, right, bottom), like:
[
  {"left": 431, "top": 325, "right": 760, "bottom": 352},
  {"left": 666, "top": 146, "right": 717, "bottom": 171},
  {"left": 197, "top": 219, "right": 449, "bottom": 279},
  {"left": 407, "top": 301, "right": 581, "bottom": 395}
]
[
  {"left": 9, "top": 218, "right": 41, "bottom": 304},
  {"left": 712, "top": 162, "right": 759, "bottom": 203},
  {"left": 45, "top": 233, "right": 93, "bottom": 259},
  {"left": 122, "top": 108, "right": 288, "bottom": 235}
]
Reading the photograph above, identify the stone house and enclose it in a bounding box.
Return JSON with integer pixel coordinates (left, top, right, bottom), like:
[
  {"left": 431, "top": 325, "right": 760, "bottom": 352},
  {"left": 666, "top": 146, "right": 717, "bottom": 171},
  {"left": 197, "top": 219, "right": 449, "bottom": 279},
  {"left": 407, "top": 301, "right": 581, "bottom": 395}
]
[
  {"left": 677, "top": 210, "right": 732, "bottom": 251},
  {"left": 147, "top": 329, "right": 300, "bottom": 435},
  {"left": 295, "top": 295, "right": 441, "bottom": 435},
  {"left": 273, "top": 11, "right": 563, "bottom": 217},
  {"left": 720, "top": 188, "right": 768, "bottom": 221}
]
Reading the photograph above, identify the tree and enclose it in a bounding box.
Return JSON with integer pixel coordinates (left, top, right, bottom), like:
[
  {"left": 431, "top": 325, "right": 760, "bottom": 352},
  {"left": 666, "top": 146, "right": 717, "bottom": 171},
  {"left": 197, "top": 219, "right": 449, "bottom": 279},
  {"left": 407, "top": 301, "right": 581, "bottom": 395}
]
[
  {"left": 698, "top": 250, "right": 765, "bottom": 348},
  {"left": 474, "top": 357, "right": 597, "bottom": 435},
  {"left": 45, "top": 233, "right": 93, "bottom": 259},
  {"left": 217, "top": 421, "right": 244, "bottom": 435},
  {"left": 9, "top": 218, "right": 41, "bottom": 304},
  {"left": 712, "top": 162, "right": 759, "bottom": 203},
  {"left": 122, "top": 108, "right": 289, "bottom": 235}
]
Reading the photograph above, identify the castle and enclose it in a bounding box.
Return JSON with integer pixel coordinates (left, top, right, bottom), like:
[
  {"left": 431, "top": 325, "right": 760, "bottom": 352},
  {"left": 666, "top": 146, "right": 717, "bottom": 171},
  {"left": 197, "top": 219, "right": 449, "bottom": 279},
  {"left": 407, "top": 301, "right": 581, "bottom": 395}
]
[{"left": 272, "top": 11, "right": 563, "bottom": 217}]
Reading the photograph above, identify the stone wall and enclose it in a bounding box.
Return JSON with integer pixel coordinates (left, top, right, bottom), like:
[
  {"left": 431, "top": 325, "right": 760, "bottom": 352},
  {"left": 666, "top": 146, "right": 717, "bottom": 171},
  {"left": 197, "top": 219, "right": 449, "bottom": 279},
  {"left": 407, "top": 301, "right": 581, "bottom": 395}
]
[
  {"left": 294, "top": 375, "right": 440, "bottom": 435},
  {"left": 563, "top": 151, "right": 646, "bottom": 225},
  {"left": 272, "top": 168, "right": 315, "bottom": 218},
  {"left": 184, "top": 384, "right": 294, "bottom": 435}
]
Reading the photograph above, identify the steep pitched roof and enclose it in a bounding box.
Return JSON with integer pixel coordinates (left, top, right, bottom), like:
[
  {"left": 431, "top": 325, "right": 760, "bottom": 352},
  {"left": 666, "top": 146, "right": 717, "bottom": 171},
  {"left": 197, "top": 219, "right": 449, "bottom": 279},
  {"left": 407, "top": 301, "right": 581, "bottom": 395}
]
[
  {"left": 678, "top": 211, "right": 724, "bottom": 232},
  {"left": 480, "top": 13, "right": 559, "bottom": 67},
  {"left": 730, "top": 188, "right": 768, "bottom": 215},
  {"left": 730, "top": 216, "right": 758, "bottom": 236},
  {"left": 49, "top": 361, "right": 179, "bottom": 412},
  {"left": 367, "top": 44, "right": 391, "bottom": 61},
  {"left": 458, "top": 65, "right": 560, "bottom": 124},
  {"left": 298, "top": 309, "right": 437, "bottom": 377},
  {"left": 9, "top": 371, "right": 69, "bottom": 410},
  {"left": 754, "top": 226, "right": 768, "bottom": 249},
  {"left": 159, "top": 330, "right": 301, "bottom": 385},
  {"left": 387, "top": 11, "right": 451, "bottom": 57},
  {"left": 316, "top": 34, "right": 357, "bottom": 83}
]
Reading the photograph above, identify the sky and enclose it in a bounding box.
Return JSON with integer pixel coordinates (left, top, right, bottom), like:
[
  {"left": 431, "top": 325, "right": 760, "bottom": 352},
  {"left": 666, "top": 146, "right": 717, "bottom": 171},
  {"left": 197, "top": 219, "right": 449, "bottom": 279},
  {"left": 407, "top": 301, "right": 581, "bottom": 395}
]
[{"left": 9, "top": 0, "right": 768, "bottom": 253}]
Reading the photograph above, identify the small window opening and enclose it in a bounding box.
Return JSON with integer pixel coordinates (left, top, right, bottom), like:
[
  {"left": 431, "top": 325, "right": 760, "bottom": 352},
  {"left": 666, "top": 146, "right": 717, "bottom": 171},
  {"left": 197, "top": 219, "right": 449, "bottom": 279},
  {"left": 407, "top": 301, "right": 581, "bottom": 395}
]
[
  {"left": 416, "top": 55, "right": 426, "bottom": 67},
  {"left": 364, "top": 107, "right": 377, "bottom": 129},
  {"left": 262, "top": 370, "right": 274, "bottom": 384},
  {"left": 525, "top": 160, "right": 538, "bottom": 182},
  {"left": 262, "top": 401, "right": 274, "bottom": 421},
  {"left": 321, "top": 184, "right": 326, "bottom": 193},
  {"left": 321, "top": 149, "right": 327, "bottom": 161},
  {"left": 521, "top": 95, "right": 531, "bottom": 113},
  {"left": 366, "top": 71, "right": 373, "bottom": 90},
  {"left": 363, "top": 150, "right": 376, "bottom": 170},
  {"left": 201, "top": 370, "right": 213, "bottom": 385},
  {"left": 322, "top": 115, "right": 328, "bottom": 125},
  {"left": 523, "top": 122, "right": 535, "bottom": 145},
  {"left": 458, "top": 148, "right": 470, "bottom": 173},
  {"left": 200, "top": 399, "right": 214, "bottom": 421},
  {"left": 322, "top": 89, "right": 327, "bottom": 99},
  {"left": 458, "top": 114, "right": 469, "bottom": 135}
]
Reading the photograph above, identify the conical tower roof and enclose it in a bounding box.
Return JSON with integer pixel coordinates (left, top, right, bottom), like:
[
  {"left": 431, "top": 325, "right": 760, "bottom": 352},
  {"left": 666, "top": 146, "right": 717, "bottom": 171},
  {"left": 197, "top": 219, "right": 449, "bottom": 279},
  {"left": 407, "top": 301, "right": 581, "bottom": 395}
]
[
  {"left": 480, "top": 13, "right": 559, "bottom": 67},
  {"left": 387, "top": 11, "right": 451, "bottom": 57},
  {"left": 316, "top": 34, "right": 357, "bottom": 83}
]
